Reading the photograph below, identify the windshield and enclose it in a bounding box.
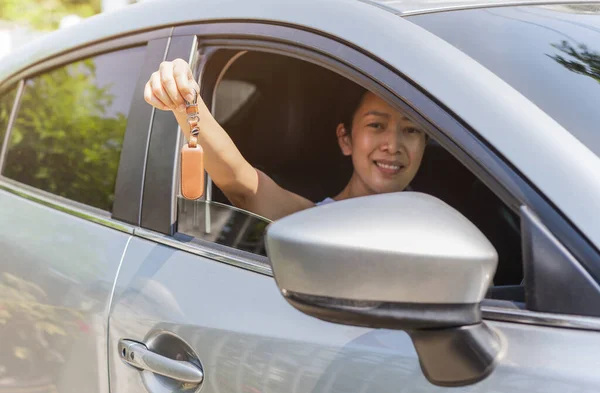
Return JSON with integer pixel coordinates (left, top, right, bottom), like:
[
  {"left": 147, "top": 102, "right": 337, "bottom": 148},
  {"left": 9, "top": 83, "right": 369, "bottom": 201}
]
[{"left": 409, "top": 4, "right": 600, "bottom": 158}]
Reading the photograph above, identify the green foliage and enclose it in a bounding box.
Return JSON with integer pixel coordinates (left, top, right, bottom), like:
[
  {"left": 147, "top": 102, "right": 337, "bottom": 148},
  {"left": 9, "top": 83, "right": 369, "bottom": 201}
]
[
  {"left": 4, "top": 58, "right": 127, "bottom": 211},
  {"left": 0, "top": 88, "right": 17, "bottom": 149},
  {"left": 550, "top": 40, "right": 600, "bottom": 83},
  {"left": 0, "top": 0, "right": 102, "bottom": 31}
]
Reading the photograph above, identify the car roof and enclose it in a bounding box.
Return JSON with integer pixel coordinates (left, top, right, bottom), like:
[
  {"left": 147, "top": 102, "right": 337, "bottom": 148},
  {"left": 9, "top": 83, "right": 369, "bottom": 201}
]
[
  {"left": 2, "top": 0, "right": 599, "bottom": 86},
  {"left": 0, "top": 0, "right": 374, "bottom": 85},
  {"left": 0, "top": 0, "right": 373, "bottom": 86},
  {"left": 366, "top": 0, "right": 600, "bottom": 15}
]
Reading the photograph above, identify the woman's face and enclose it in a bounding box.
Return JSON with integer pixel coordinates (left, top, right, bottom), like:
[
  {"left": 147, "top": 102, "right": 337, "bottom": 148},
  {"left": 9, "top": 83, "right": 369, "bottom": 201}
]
[{"left": 337, "top": 92, "right": 427, "bottom": 196}]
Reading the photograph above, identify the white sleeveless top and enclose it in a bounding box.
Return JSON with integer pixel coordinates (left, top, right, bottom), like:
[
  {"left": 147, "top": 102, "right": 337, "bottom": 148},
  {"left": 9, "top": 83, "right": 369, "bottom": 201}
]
[
  {"left": 315, "top": 187, "right": 413, "bottom": 207},
  {"left": 316, "top": 197, "right": 336, "bottom": 206}
]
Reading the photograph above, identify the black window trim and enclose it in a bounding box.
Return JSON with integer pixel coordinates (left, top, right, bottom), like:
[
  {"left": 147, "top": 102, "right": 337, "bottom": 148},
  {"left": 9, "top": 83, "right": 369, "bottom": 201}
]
[
  {"left": 138, "top": 21, "right": 600, "bottom": 325},
  {"left": 112, "top": 36, "right": 174, "bottom": 225},
  {"left": 139, "top": 35, "right": 198, "bottom": 232},
  {"left": 0, "top": 28, "right": 171, "bottom": 229}
]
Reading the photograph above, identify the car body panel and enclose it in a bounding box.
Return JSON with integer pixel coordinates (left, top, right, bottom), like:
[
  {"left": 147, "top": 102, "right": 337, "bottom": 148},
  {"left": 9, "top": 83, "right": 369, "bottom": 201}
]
[
  {"left": 108, "top": 237, "right": 600, "bottom": 393},
  {"left": 0, "top": 185, "right": 131, "bottom": 393}
]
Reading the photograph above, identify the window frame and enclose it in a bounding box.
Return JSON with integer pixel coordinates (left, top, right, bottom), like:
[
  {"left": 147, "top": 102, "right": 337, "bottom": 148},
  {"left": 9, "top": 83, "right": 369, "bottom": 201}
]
[
  {"left": 0, "top": 82, "right": 23, "bottom": 174},
  {"left": 139, "top": 35, "right": 199, "bottom": 232},
  {"left": 0, "top": 28, "right": 171, "bottom": 229},
  {"left": 138, "top": 22, "right": 600, "bottom": 324}
]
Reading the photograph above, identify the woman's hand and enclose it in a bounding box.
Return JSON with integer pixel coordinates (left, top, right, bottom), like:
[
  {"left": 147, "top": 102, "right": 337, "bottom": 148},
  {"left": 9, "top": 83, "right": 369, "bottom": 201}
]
[{"left": 144, "top": 58, "right": 201, "bottom": 113}]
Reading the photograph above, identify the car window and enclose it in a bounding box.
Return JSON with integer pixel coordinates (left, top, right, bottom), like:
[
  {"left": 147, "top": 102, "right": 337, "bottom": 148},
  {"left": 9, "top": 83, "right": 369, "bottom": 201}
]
[
  {"left": 178, "top": 199, "right": 270, "bottom": 255},
  {"left": 0, "top": 87, "right": 17, "bottom": 152},
  {"left": 408, "top": 4, "right": 600, "bottom": 158},
  {"left": 176, "top": 50, "right": 524, "bottom": 302},
  {"left": 2, "top": 47, "right": 146, "bottom": 212}
]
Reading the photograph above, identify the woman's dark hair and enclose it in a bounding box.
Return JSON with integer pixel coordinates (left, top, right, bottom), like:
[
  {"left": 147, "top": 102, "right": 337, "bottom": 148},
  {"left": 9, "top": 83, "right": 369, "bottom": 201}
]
[{"left": 339, "top": 85, "right": 368, "bottom": 136}]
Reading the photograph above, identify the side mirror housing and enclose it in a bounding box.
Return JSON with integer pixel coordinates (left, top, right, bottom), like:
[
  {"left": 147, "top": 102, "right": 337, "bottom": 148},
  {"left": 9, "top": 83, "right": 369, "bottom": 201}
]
[{"left": 266, "top": 192, "right": 503, "bottom": 387}]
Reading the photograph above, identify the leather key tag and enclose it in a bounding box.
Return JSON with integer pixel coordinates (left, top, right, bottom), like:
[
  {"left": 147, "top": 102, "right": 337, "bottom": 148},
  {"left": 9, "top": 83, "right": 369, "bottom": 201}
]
[
  {"left": 180, "top": 89, "right": 205, "bottom": 200},
  {"left": 181, "top": 136, "right": 205, "bottom": 200}
]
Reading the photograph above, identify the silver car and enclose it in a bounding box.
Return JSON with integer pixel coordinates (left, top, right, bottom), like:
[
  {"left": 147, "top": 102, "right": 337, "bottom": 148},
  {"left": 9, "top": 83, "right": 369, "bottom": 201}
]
[{"left": 1, "top": 0, "right": 600, "bottom": 392}]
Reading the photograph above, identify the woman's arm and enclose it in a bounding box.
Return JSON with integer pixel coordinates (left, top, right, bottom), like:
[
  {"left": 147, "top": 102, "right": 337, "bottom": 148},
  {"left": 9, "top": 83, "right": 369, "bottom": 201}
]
[{"left": 144, "top": 59, "right": 314, "bottom": 220}]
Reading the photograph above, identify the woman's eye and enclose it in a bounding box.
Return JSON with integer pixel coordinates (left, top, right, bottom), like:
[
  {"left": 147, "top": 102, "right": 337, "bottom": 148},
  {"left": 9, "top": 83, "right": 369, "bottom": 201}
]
[
  {"left": 368, "top": 122, "right": 384, "bottom": 130},
  {"left": 405, "top": 127, "right": 422, "bottom": 134}
]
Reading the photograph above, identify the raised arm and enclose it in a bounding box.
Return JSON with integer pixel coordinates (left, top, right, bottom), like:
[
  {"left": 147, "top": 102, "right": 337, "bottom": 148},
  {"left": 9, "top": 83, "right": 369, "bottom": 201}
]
[{"left": 143, "top": 59, "right": 314, "bottom": 220}]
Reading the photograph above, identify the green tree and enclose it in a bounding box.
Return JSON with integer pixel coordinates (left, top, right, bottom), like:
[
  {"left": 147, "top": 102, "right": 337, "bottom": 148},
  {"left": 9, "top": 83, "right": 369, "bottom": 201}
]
[
  {"left": 4, "top": 58, "right": 128, "bottom": 211},
  {"left": 550, "top": 40, "right": 600, "bottom": 83},
  {"left": 0, "top": 88, "right": 17, "bottom": 149},
  {"left": 0, "top": 0, "right": 101, "bottom": 31}
]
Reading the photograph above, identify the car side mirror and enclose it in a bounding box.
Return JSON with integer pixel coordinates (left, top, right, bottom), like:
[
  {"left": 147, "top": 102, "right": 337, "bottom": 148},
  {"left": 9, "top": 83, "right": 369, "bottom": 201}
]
[{"left": 265, "top": 192, "right": 503, "bottom": 387}]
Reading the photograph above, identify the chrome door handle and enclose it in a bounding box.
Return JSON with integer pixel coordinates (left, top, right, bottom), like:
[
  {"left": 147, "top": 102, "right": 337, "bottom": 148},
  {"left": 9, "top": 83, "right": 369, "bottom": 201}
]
[{"left": 118, "top": 339, "right": 204, "bottom": 384}]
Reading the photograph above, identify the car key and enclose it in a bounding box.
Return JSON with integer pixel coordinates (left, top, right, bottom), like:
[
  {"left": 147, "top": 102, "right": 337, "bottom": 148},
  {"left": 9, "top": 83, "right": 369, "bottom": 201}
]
[{"left": 180, "top": 90, "right": 205, "bottom": 200}]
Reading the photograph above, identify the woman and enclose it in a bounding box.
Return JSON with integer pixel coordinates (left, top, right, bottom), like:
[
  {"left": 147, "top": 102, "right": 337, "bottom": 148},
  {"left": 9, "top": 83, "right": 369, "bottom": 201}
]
[{"left": 144, "top": 58, "right": 427, "bottom": 221}]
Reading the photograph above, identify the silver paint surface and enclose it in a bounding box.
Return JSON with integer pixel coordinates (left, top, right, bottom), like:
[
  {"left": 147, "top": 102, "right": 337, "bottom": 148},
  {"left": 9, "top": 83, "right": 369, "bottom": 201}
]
[
  {"left": 108, "top": 237, "right": 600, "bottom": 393},
  {"left": 0, "top": 188, "right": 131, "bottom": 393},
  {"left": 267, "top": 192, "right": 497, "bottom": 303}
]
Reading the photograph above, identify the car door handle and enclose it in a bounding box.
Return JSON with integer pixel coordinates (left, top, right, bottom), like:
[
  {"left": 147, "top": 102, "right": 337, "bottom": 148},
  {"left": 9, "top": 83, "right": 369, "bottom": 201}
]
[{"left": 118, "top": 339, "right": 204, "bottom": 384}]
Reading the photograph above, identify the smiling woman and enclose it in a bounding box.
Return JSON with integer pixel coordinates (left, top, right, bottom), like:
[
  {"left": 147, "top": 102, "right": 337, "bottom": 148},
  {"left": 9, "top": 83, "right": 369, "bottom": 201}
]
[{"left": 333, "top": 92, "right": 427, "bottom": 202}]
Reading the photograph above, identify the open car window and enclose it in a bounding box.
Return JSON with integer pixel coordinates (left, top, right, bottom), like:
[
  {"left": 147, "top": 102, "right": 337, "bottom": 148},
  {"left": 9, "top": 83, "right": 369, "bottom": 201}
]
[{"left": 176, "top": 49, "right": 524, "bottom": 303}]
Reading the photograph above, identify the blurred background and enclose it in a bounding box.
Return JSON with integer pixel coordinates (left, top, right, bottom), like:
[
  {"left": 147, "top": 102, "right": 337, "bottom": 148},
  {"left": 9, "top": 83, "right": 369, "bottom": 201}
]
[{"left": 0, "top": 0, "right": 153, "bottom": 59}]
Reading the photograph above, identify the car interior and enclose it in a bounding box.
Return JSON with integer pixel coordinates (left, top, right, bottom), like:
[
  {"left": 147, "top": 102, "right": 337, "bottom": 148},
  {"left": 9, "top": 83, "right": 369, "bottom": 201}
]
[{"left": 177, "top": 50, "right": 524, "bottom": 304}]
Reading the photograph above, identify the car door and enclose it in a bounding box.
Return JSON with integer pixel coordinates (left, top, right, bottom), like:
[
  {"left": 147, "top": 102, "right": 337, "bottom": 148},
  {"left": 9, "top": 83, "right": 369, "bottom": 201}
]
[
  {"left": 106, "top": 18, "right": 600, "bottom": 393},
  {"left": 0, "top": 32, "right": 169, "bottom": 393}
]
